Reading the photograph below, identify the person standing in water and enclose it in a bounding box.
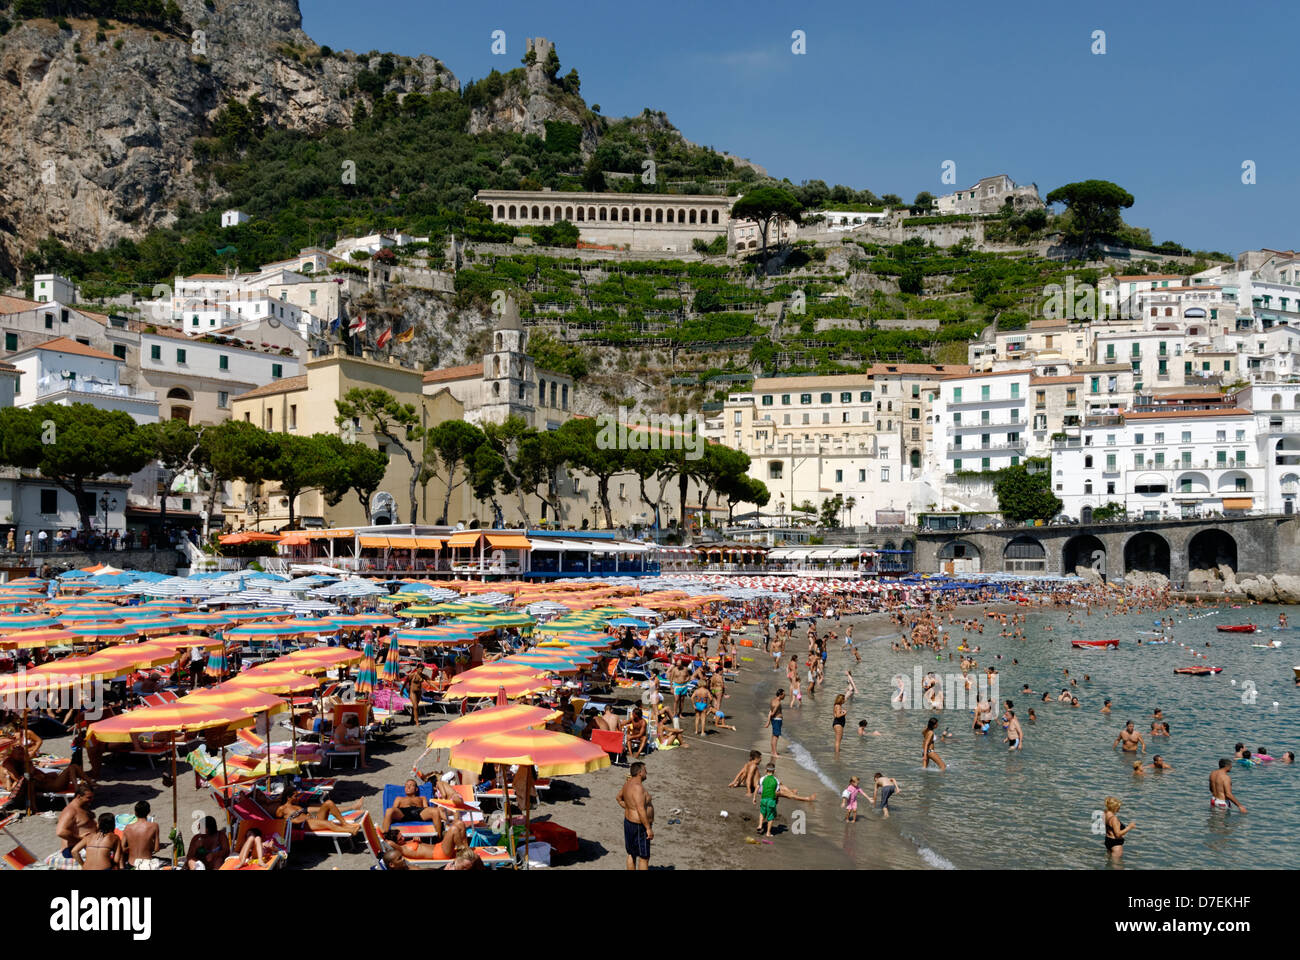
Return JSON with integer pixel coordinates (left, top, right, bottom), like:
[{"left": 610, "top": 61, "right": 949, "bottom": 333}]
[
  {"left": 832, "top": 694, "right": 847, "bottom": 757},
  {"left": 766, "top": 689, "right": 785, "bottom": 758},
  {"left": 1209, "top": 758, "right": 1247, "bottom": 812},
  {"left": 1103, "top": 796, "right": 1134, "bottom": 860},
  {"left": 922, "top": 716, "right": 946, "bottom": 770}
]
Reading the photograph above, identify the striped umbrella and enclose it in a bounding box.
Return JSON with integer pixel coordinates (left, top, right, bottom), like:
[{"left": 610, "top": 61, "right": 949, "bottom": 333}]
[
  {"left": 0, "top": 614, "right": 60, "bottom": 630},
  {"left": 390, "top": 628, "right": 480, "bottom": 647},
  {"left": 182, "top": 687, "right": 289, "bottom": 718},
  {"left": 277, "top": 647, "right": 364, "bottom": 671},
  {"left": 381, "top": 632, "right": 402, "bottom": 684},
  {"left": 424, "top": 704, "right": 560, "bottom": 750},
  {"left": 222, "top": 670, "right": 319, "bottom": 696},
  {"left": 141, "top": 601, "right": 196, "bottom": 612},
  {"left": 498, "top": 655, "right": 583, "bottom": 676},
  {"left": 204, "top": 636, "right": 229, "bottom": 679},
  {"left": 441, "top": 673, "right": 551, "bottom": 700},
  {"left": 211, "top": 608, "right": 270, "bottom": 621},
  {"left": 330, "top": 614, "right": 400, "bottom": 628},
  {"left": 89, "top": 703, "right": 257, "bottom": 743},
  {"left": 172, "top": 613, "right": 235, "bottom": 627},
  {"left": 140, "top": 635, "right": 225, "bottom": 654},
  {"left": 65, "top": 622, "right": 140, "bottom": 641},
  {"left": 0, "top": 628, "right": 77, "bottom": 650},
  {"left": 448, "top": 729, "right": 610, "bottom": 778},
  {"left": 355, "top": 638, "right": 377, "bottom": 697}
]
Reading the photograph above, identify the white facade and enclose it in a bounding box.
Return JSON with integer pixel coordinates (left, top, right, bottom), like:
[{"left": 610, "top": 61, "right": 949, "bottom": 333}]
[
  {"left": 221, "top": 209, "right": 250, "bottom": 228},
  {"left": 9, "top": 337, "right": 158, "bottom": 423},
  {"left": 33, "top": 273, "right": 76, "bottom": 304},
  {"left": 139, "top": 330, "right": 300, "bottom": 425},
  {"left": 930, "top": 370, "right": 1032, "bottom": 476}
]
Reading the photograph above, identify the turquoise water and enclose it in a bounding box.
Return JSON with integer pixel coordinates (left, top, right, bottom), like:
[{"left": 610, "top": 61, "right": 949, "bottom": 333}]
[{"left": 780, "top": 604, "right": 1300, "bottom": 869}]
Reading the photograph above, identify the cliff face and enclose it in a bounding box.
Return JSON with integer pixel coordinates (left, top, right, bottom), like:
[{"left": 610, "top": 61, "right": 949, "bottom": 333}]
[
  {"left": 466, "top": 37, "right": 599, "bottom": 153},
  {"left": 0, "top": 0, "right": 455, "bottom": 279}
]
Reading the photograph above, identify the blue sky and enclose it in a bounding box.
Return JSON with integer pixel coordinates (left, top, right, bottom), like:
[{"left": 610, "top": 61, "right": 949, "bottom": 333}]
[{"left": 303, "top": 0, "right": 1297, "bottom": 256}]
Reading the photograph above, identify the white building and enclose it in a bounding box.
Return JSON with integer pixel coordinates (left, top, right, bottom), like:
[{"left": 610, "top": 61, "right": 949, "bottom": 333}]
[
  {"left": 221, "top": 210, "right": 250, "bottom": 228},
  {"left": 930, "top": 369, "right": 1032, "bottom": 476},
  {"left": 32, "top": 273, "right": 76, "bottom": 304},
  {"left": 9, "top": 337, "right": 158, "bottom": 424},
  {"left": 935, "top": 174, "right": 1041, "bottom": 215}
]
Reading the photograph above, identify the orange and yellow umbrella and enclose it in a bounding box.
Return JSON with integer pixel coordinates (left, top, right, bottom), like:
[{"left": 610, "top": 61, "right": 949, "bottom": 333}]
[
  {"left": 222, "top": 670, "right": 319, "bottom": 695},
  {"left": 183, "top": 687, "right": 289, "bottom": 717},
  {"left": 0, "top": 628, "right": 77, "bottom": 650},
  {"left": 425, "top": 704, "right": 560, "bottom": 750},
  {"left": 448, "top": 729, "right": 611, "bottom": 778},
  {"left": 442, "top": 672, "right": 550, "bottom": 700},
  {"left": 88, "top": 703, "right": 256, "bottom": 743}
]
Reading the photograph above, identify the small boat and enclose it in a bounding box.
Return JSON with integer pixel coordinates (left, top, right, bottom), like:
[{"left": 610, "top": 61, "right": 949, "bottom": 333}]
[
  {"left": 1072, "top": 639, "right": 1119, "bottom": 649},
  {"left": 1251, "top": 641, "right": 1283, "bottom": 649},
  {"left": 1217, "top": 625, "right": 1257, "bottom": 633},
  {"left": 1174, "top": 666, "right": 1222, "bottom": 675}
]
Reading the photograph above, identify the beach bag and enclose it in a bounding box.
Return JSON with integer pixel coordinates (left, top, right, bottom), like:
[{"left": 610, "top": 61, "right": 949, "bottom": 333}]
[{"left": 523, "top": 841, "right": 551, "bottom": 868}]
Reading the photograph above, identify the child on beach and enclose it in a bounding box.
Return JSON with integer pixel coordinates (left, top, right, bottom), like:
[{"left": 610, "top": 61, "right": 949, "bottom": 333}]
[
  {"left": 872, "top": 773, "right": 901, "bottom": 818},
  {"left": 841, "top": 776, "right": 865, "bottom": 822}
]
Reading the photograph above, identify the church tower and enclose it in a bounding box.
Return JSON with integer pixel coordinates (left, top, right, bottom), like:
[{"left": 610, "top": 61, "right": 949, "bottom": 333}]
[{"left": 480, "top": 296, "right": 536, "bottom": 425}]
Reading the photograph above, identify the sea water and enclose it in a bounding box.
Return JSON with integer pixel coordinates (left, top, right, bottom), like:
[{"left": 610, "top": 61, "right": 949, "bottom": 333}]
[{"left": 779, "top": 604, "right": 1300, "bottom": 870}]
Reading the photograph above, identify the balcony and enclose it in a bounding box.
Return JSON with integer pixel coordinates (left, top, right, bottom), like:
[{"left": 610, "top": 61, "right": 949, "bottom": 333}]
[
  {"left": 36, "top": 377, "right": 157, "bottom": 402},
  {"left": 951, "top": 418, "right": 1023, "bottom": 431},
  {"left": 947, "top": 441, "right": 1026, "bottom": 455}
]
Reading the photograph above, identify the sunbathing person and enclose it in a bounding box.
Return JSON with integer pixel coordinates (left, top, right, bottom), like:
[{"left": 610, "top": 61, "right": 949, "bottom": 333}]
[
  {"left": 275, "top": 794, "right": 365, "bottom": 836},
  {"left": 381, "top": 779, "right": 446, "bottom": 834},
  {"left": 2, "top": 745, "right": 92, "bottom": 793},
  {"left": 236, "top": 827, "right": 267, "bottom": 867},
  {"left": 381, "top": 843, "right": 411, "bottom": 870},
  {"left": 625, "top": 708, "right": 649, "bottom": 759},
  {"left": 185, "top": 816, "right": 230, "bottom": 870},
  {"left": 72, "top": 812, "right": 123, "bottom": 870},
  {"left": 55, "top": 784, "right": 97, "bottom": 856},
  {"left": 412, "top": 768, "right": 461, "bottom": 803},
  {"left": 445, "top": 847, "right": 486, "bottom": 870}
]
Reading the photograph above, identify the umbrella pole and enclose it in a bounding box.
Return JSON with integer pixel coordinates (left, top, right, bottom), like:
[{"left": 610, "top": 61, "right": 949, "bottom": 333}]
[
  {"left": 501, "top": 765, "right": 517, "bottom": 869},
  {"left": 21, "top": 708, "right": 33, "bottom": 815},
  {"left": 220, "top": 745, "right": 233, "bottom": 834},
  {"left": 170, "top": 738, "right": 179, "bottom": 867}
]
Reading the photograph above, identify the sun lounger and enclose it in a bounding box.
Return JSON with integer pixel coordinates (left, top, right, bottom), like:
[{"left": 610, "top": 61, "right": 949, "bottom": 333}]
[
  {"left": 218, "top": 818, "right": 291, "bottom": 870},
  {"left": 302, "top": 808, "right": 367, "bottom": 855},
  {"left": 588, "top": 727, "right": 627, "bottom": 765},
  {"left": 0, "top": 814, "right": 38, "bottom": 870}
]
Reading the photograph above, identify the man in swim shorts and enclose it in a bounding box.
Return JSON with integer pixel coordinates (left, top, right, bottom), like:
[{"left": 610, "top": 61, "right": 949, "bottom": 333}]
[
  {"left": 616, "top": 762, "right": 653, "bottom": 870},
  {"left": 668, "top": 661, "right": 691, "bottom": 719},
  {"left": 872, "top": 773, "right": 900, "bottom": 817},
  {"left": 766, "top": 689, "right": 785, "bottom": 758},
  {"left": 1209, "top": 758, "right": 1246, "bottom": 812},
  {"left": 1112, "top": 720, "right": 1145, "bottom": 754}
]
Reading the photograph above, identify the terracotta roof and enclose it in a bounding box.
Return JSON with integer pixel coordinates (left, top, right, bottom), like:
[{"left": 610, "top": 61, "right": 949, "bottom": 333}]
[
  {"left": 422, "top": 361, "right": 483, "bottom": 384},
  {"left": 943, "top": 368, "right": 1032, "bottom": 381},
  {"left": 1152, "top": 391, "right": 1224, "bottom": 400},
  {"left": 1124, "top": 407, "right": 1250, "bottom": 420},
  {"left": 16, "top": 336, "right": 118, "bottom": 361},
  {"left": 0, "top": 295, "right": 44, "bottom": 314},
  {"left": 1026, "top": 319, "right": 1070, "bottom": 329},
  {"left": 233, "top": 375, "right": 307, "bottom": 401},
  {"left": 0, "top": 361, "right": 18, "bottom": 373},
  {"left": 866, "top": 363, "right": 969, "bottom": 377},
  {"left": 1030, "top": 375, "right": 1083, "bottom": 385}
]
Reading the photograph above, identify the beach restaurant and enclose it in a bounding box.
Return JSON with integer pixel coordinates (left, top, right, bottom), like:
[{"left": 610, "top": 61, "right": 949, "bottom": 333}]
[{"left": 263, "top": 526, "right": 658, "bottom": 579}]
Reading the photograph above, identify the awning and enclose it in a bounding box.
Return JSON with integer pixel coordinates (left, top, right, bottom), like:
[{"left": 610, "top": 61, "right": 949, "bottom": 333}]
[
  {"left": 1222, "top": 497, "right": 1253, "bottom": 510},
  {"left": 486, "top": 534, "right": 532, "bottom": 550},
  {"left": 809, "top": 548, "right": 839, "bottom": 560},
  {"left": 831, "top": 548, "right": 860, "bottom": 559},
  {"left": 305, "top": 530, "right": 354, "bottom": 539},
  {"left": 359, "top": 536, "right": 392, "bottom": 548},
  {"left": 446, "top": 531, "right": 482, "bottom": 549},
  {"left": 415, "top": 537, "right": 444, "bottom": 550},
  {"left": 612, "top": 541, "right": 648, "bottom": 553}
]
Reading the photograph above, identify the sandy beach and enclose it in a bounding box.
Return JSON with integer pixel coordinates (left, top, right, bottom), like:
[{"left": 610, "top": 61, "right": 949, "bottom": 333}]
[{"left": 5, "top": 611, "right": 928, "bottom": 870}]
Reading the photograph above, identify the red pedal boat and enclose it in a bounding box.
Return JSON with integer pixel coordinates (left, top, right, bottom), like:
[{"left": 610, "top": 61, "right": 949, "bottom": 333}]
[
  {"left": 1174, "top": 666, "right": 1222, "bottom": 675},
  {"left": 1217, "top": 625, "right": 1257, "bottom": 633},
  {"left": 1071, "top": 639, "right": 1119, "bottom": 649}
]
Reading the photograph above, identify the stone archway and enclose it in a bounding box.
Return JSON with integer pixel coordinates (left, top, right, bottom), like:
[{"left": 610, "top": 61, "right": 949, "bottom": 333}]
[
  {"left": 1188, "top": 528, "right": 1237, "bottom": 573},
  {"left": 937, "top": 539, "right": 981, "bottom": 573},
  {"left": 1124, "top": 531, "right": 1170, "bottom": 577},
  {"left": 1003, "top": 535, "right": 1046, "bottom": 572},
  {"left": 1063, "top": 534, "right": 1106, "bottom": 578}
]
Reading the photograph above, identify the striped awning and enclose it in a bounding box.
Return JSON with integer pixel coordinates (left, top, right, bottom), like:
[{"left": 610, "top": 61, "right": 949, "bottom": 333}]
[{"left": 446, "top": 531, "right": 482, "bottom": 549}]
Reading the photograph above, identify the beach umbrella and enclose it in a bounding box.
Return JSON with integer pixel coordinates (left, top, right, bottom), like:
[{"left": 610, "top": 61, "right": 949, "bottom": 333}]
[
  {"left": 448, "top": 728, "right": 610, "bottom": 868},
  {"left": 277, "top": 647, "right": 363, "bottom": 670},
  {"left": 390, "top": 628, "right": 481, "bottom": 646},
  {"left": 64, "top": 622, "right": 141, "bottom": 641},
  {"left": 355, "top": 638, "right": 377, "bottom": 698},
  {"left": 381, "top": 632, "right": 402, "bottom": 684},
  {"left": 424, "top": 704, "right": 559, "bottom": 750},
  {"left": 607, "top": 618, "right": 650, "bottom": 628},
  {"left": 499, "top": 655, "right": 583, "bottom": 676},
  {"left": 172, "top": 613, "right": 235, "bottom": 627},
  {"left": 222, "top": 671, "right": 319, "bottom": 695},
  {"left": 330, "top": 614, "right": 400, "bottom": 628},
  {"left": 442, "top": 672, "right": 550, "bottom": 700},
  {"left": 141, "top": 601, "right": 196, "bottom": 612},
  {"left": 0, "top": 614, "right": 60, "bottom": 630},
  {"left": 183, "top": 687, "right": 288, "bottom": 717},
  {"left": 0, "top": 628, "right": 77, "bottom": 650},
  {"left": 204, "top": 636, "right": 230, "bottom": 679}
]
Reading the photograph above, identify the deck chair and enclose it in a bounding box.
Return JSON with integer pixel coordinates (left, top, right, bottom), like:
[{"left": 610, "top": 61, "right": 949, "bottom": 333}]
[
  {"left": 589, "top": 727, "right": 627, "bottom": 765},
  {"left": 141, "top": 691, "right": 181, "bottom": 708},
  {"left": 322, "top": 701, "right": 367, "bottom": 770},
  {"left": 0, "top": 815, "right": 38, "bottom": 870},
  {"left": 300, "top": 808, "right": 367, "bottom": 856},
  {"left": 219, "top": 818, "right": 291, "bottom": 870}
]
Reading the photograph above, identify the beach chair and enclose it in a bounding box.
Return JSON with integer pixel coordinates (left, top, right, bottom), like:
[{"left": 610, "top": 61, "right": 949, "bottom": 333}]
[
  {"left": 300, "top": 808, "right": 367, "bottom": 856},
  {"left": 322, "top": 702, "right": 366, "bottom": 770},
  {"left": 218, "top": 818, "right": 291, "bottom": 870},
  {"left": 141, "top": 691, "right": 182, "bottom": 708},
  {"left": 589, "top": 727, "right": 627, "bottom": 765},
  {"left": 0, "top": 814, "right": 38, "bottom": 870}
]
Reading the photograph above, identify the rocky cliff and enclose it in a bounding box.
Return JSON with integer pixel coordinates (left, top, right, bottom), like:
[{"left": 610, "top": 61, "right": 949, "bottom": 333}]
[{"left": 0, "top": 0, "right": 454, "bottom": 279}]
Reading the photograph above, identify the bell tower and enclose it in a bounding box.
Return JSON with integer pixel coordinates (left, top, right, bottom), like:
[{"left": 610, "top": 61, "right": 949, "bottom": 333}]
[{"left": 480, "top": 296, "right": 536, "bottom": 425}]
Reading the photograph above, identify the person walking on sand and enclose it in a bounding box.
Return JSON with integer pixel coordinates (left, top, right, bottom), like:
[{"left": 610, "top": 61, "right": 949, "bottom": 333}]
[
  {"left": 766, "top": 689, "right": 785, "bottom": 758},
  {"left": 922, "top": 716, "right": 946, "bottom": 770},
  {"left": 616, "top": 761, "right": 653, "bottom": 870},
  {"left": 832, "top": 694, "right": 848, "bottom": 756}
]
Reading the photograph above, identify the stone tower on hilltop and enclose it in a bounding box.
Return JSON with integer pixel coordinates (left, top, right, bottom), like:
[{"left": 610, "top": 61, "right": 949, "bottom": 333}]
[{"left": 525, "top": 37, "right": 554, "bottom": 89}]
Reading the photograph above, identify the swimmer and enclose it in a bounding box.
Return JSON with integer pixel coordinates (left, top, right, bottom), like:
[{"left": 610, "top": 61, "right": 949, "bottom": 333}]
[
  {"left": 1152, "top": 756, "right": 1174, "bottom": 771},
  {"left": 1101, "top": 699, "right": 1111, "bottom": 714},
  {"left": 1209, "top": 758, "right": 1246, "bottom": 812}
]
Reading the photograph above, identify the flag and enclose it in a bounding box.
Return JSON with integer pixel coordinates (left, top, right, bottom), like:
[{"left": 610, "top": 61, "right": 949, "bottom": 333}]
[
  {"left": 376, "top": 326, "right": 392, "bottom": 349},
  {"left": 397, "top": 325, "right": 415, "bottom": 344},
  {"left": 349, "top": 311, "right": 367, "bottom": 335}
]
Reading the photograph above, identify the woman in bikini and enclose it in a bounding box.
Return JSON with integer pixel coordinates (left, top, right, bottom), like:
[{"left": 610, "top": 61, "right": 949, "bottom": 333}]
[
  {"left": 72, "top": 812, "right": 123, "bottom": 870},
  {"left": 185, "top": 816, "right": 230, "bottom": 870},
  {"left": 832, "top": 694, "right": 848, "bottom": 757}
]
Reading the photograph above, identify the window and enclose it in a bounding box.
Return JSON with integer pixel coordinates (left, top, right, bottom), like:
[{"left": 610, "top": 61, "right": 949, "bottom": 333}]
[
  {"left": 781, "top": 394, "right": 791, "bottom": 405},
  {"left": 820, "top": 393, "right": 832, "bottom": 404},
  {"left": 217, "top": 391, "right": 229, "bottom": 408},
  {"left": 733, "top": 411, "right": 743, "bottom": 427},
  {"left": 1134, "top": 453, "right": 1144, "bottom": 468},
  {"left": 1084, "top": 455, "right": 1093, "bottom": 469},
  {"left": 953, "top": 387, "right": 962, "bottom": 402},
  {"left": 769, "top": 462, "right": 783, "bottom": 480},
  {"left": 40, "top": 489, "right": 58, "bottom": 514},
  {"left": 271, "top": 364, "right": 283, "bottom": 379},
  {"left": 1106, "top": 454, "right": 1117, "bottom": 470},
  {"left": 176, "top": 348, "right": 187, "bottom": 364},
  {"left": 1011, "top": 382, "right": 1020, "bottom": 398},
  {"left": 840, "top": 392, "right": 852, "bottom": 404},
  {"left": 265, "top": 410, "right": 273, "bottom": 430},
  {"left": 150, "top": 345, "right": 161, "bottom": 361},
  {"left": 44, "top": 314, "right": 54, "bottom": 329},
  {"left": 113, "top": 344, "right": 127, "bottom": 360},
  {"left": 1134, "top": 433, "right": 1144, "bottom": 445},
  {"left": 1154, "top": 452, "right": 1165, "bottom": 466},
  {"left": 981, "top": 385, "right": 990, "bottom": 401},
  {"left": 3, "top": 333, "right": 16, "bottom": 351},
  {"left": 881, "top": 467, "right": 890, "bottom": 482},
  {"left": 859, "top": 391, "right": 870, "bottom": 403},
  {"left": 1216, "top": 450, "right": 1227, "bottom": 465},
  {"left": 954, "top": 459, "right": 963, "bottom": 471},
  {"left": 800, "top": 394, "right": 812, "bottom": 405},
  {"left": 289, "top": 405, "right": 298, "bottom": 430},
  {"left": 835, "top": 470, "right": 843, "bottom": 483},
  {"left": 1236, "top": 450, "right": 1246, "bottom": 464},
  {"left": 910, "top": 408, "right": 919, "bottom": 420},
  {"left": 858, "top": 470, "right": 866, "bottom": 482},
  {"left": 761, "top": 395, "right": 773, "bottom": 406},
  {"left": 981, "top": 458, "right": 991, "bottom": 471},
  {"left": 219, "top": 355, "right": 229, "bottom": 370}
]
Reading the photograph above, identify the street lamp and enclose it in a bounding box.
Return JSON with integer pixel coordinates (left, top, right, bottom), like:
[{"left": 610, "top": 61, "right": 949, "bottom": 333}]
[
  {"left": 245, "top": 497, "right": 265, "bottom": 531},
  {"left": 98, "top": 493, "right": 117, "bottom": 535}
]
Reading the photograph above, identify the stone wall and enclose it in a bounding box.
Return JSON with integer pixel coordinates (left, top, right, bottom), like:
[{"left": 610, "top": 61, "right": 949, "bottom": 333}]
[{"left": 0, "top": 548, "right": 183, "bottom": 579}]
